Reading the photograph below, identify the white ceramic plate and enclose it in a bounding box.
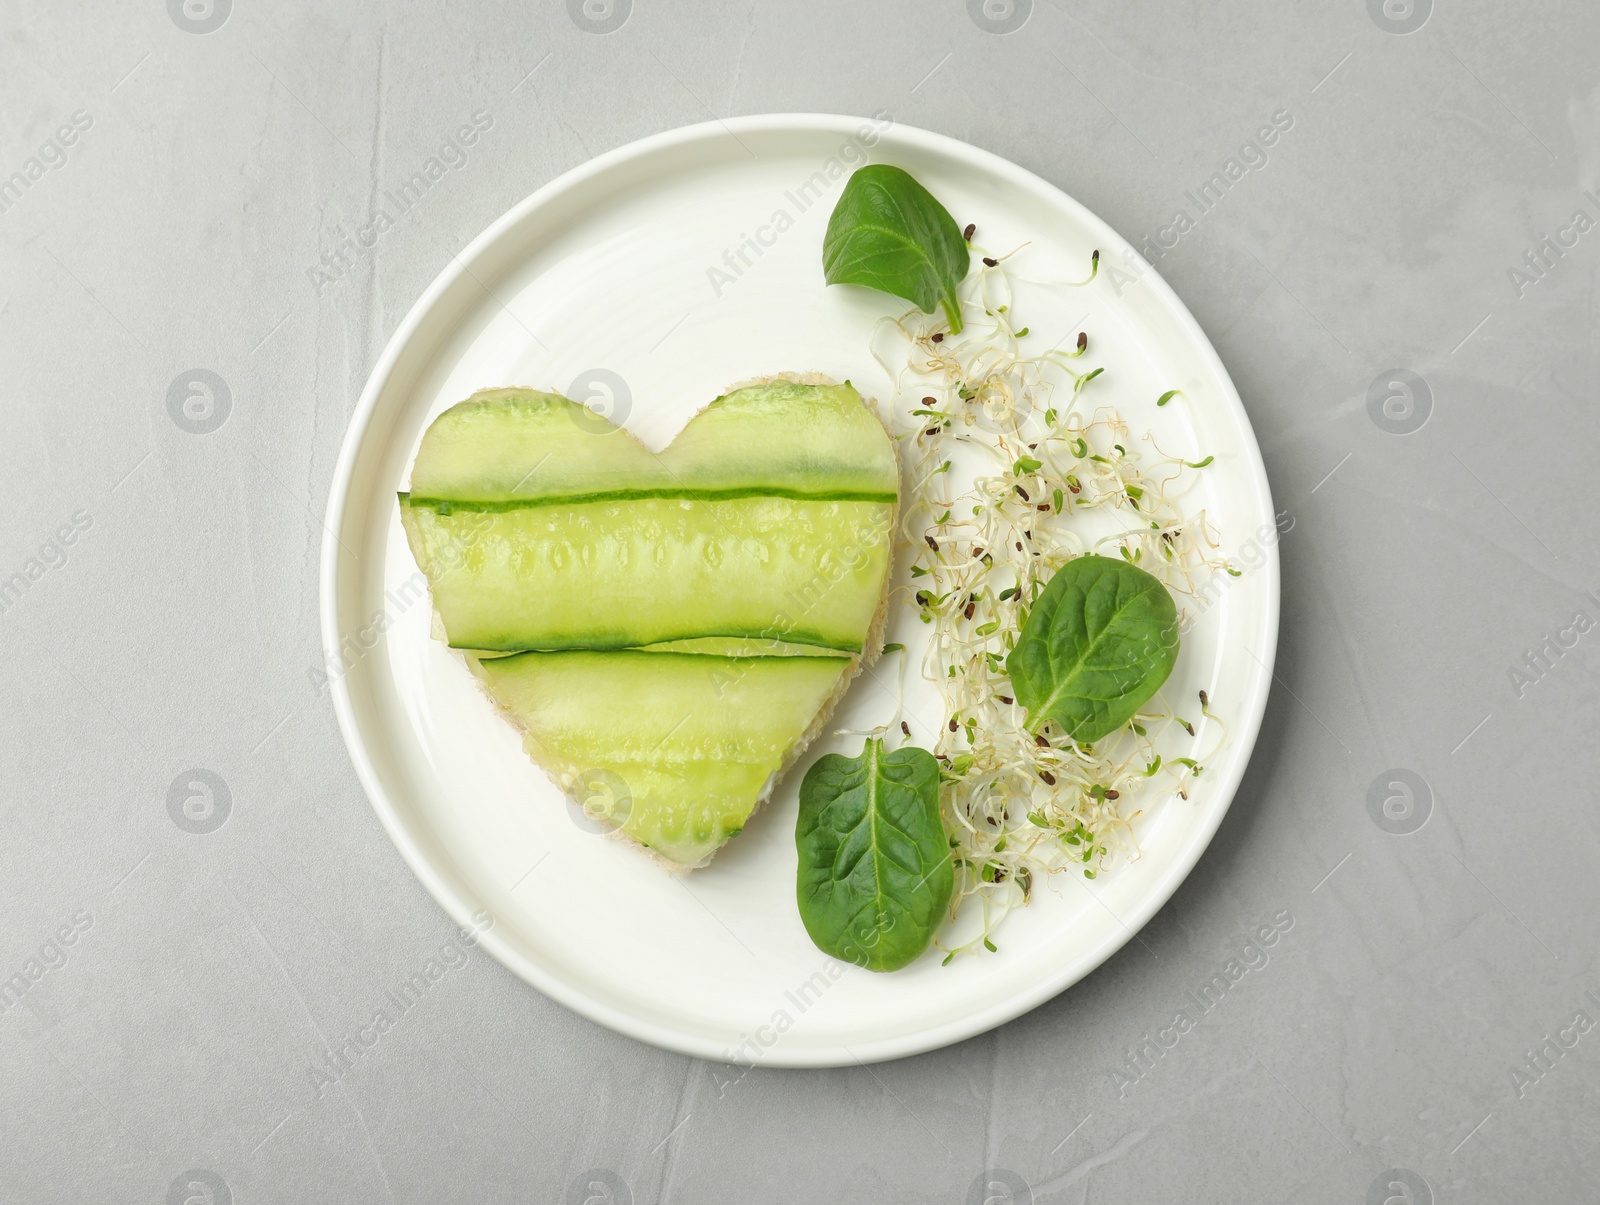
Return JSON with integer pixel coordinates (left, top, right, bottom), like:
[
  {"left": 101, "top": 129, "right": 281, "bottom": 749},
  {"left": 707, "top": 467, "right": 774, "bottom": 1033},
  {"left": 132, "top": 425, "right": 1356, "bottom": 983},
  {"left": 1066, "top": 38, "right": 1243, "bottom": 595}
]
[{"left": 321, "top": 115, "right": 1279, "bottom": 1067}]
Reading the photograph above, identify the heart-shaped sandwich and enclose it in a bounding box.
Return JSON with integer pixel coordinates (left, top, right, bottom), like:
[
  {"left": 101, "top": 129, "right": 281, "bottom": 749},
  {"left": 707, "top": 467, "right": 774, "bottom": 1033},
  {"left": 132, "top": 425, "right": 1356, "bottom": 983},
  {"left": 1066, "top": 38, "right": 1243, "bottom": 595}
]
[{"left": 400, "top": 376, "right": 898, "bottom": 868}]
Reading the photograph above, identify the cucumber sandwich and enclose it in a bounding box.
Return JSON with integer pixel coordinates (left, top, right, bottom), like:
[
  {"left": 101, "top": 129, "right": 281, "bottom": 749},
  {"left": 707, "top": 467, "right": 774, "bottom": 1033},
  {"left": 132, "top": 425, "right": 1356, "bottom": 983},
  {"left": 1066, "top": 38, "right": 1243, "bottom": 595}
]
[{"left": 400, "top": 376, "right": 898, "bottom": 868}]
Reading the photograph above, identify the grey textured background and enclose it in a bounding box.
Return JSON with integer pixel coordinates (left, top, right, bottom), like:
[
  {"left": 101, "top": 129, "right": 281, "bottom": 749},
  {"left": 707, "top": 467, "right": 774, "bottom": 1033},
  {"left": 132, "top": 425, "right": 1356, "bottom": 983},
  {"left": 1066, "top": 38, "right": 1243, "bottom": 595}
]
[{"left": 2, "top": 0, "right": 1596, "bottom": 1201}]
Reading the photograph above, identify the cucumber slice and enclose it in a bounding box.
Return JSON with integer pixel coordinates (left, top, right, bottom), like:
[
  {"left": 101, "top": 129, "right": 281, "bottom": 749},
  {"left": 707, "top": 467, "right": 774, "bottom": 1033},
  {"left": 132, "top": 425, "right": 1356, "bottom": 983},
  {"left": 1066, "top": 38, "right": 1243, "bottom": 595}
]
[
  {"left": 637, "top": 637, "right": 853, "bottom": 658},
  {"left": 473, "top": 650, "right": 852, "bottom": 866},
  {"left": 409, "top": 381, "right": 896, "bottom": 505},
  {"left": 465, "top": 638, "right": 849, "bottom": 660},
  {"left": 400, "top": 495, "right": 893, "bottom": 652}
]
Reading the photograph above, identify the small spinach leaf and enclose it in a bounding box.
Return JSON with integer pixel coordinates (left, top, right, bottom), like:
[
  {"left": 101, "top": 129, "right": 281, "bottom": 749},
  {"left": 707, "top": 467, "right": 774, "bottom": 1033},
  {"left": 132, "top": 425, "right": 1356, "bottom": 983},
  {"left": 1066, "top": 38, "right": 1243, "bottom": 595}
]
[
  {"left": 823, "top": 165, "right": 970, "bottom": 333},
  {"left": 796, "top": 737, "right": 952, "bottom": 972},
  {"left": 1005, "top": 555, "right": 1179, "bottom": 744}
]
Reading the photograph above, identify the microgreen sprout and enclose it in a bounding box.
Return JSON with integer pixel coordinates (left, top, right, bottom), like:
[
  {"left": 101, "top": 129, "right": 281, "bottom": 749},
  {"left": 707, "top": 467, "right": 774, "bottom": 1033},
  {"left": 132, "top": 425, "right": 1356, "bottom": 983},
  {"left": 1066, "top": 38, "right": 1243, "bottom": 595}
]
[{"left": 870, "top": 242, "right": 1230, "bottom": 962}]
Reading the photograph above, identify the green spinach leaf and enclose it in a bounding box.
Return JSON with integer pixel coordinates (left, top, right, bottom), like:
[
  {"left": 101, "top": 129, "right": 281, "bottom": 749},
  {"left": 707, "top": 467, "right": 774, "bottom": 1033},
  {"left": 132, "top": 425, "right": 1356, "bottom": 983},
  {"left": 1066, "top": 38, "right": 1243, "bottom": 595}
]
[
  {"left": 795, "top": 737, "right": 952, "bottom": 972},
  {"left": 823, "top": 165, "right": 970, "bottom": 333},
  {"left": 1006, "top": 555, "right": 1179, "bottom": 743}
]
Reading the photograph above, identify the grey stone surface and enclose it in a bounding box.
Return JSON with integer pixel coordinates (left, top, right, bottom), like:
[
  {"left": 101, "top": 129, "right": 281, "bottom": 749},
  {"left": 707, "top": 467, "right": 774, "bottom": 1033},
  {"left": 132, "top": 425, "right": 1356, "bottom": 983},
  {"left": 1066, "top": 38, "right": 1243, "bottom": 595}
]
[{"left": 1, "top": 0, "right": 1596, "bottom": 1201}]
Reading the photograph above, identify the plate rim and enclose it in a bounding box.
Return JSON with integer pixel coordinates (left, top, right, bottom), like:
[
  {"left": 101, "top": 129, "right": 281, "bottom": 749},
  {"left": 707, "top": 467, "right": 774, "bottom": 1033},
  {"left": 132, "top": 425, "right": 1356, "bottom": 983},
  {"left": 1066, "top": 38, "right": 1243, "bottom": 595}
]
[{"left": 320, "top": 112, "right": 1281, "bottom": 1067}]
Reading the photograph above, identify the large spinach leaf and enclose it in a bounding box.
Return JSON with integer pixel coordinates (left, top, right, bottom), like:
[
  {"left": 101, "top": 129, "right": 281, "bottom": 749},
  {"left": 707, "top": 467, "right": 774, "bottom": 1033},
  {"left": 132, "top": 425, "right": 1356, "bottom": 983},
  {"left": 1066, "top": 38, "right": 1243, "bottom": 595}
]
[
  {"left": 822, "top": 165, "right": 970, "bottom": 333},
  {"left": 795, "top": 737, "right": 952, "bottom": 972},
  {"left": 1006, "top": 555, "right": 1180, "bottom": 744}
]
